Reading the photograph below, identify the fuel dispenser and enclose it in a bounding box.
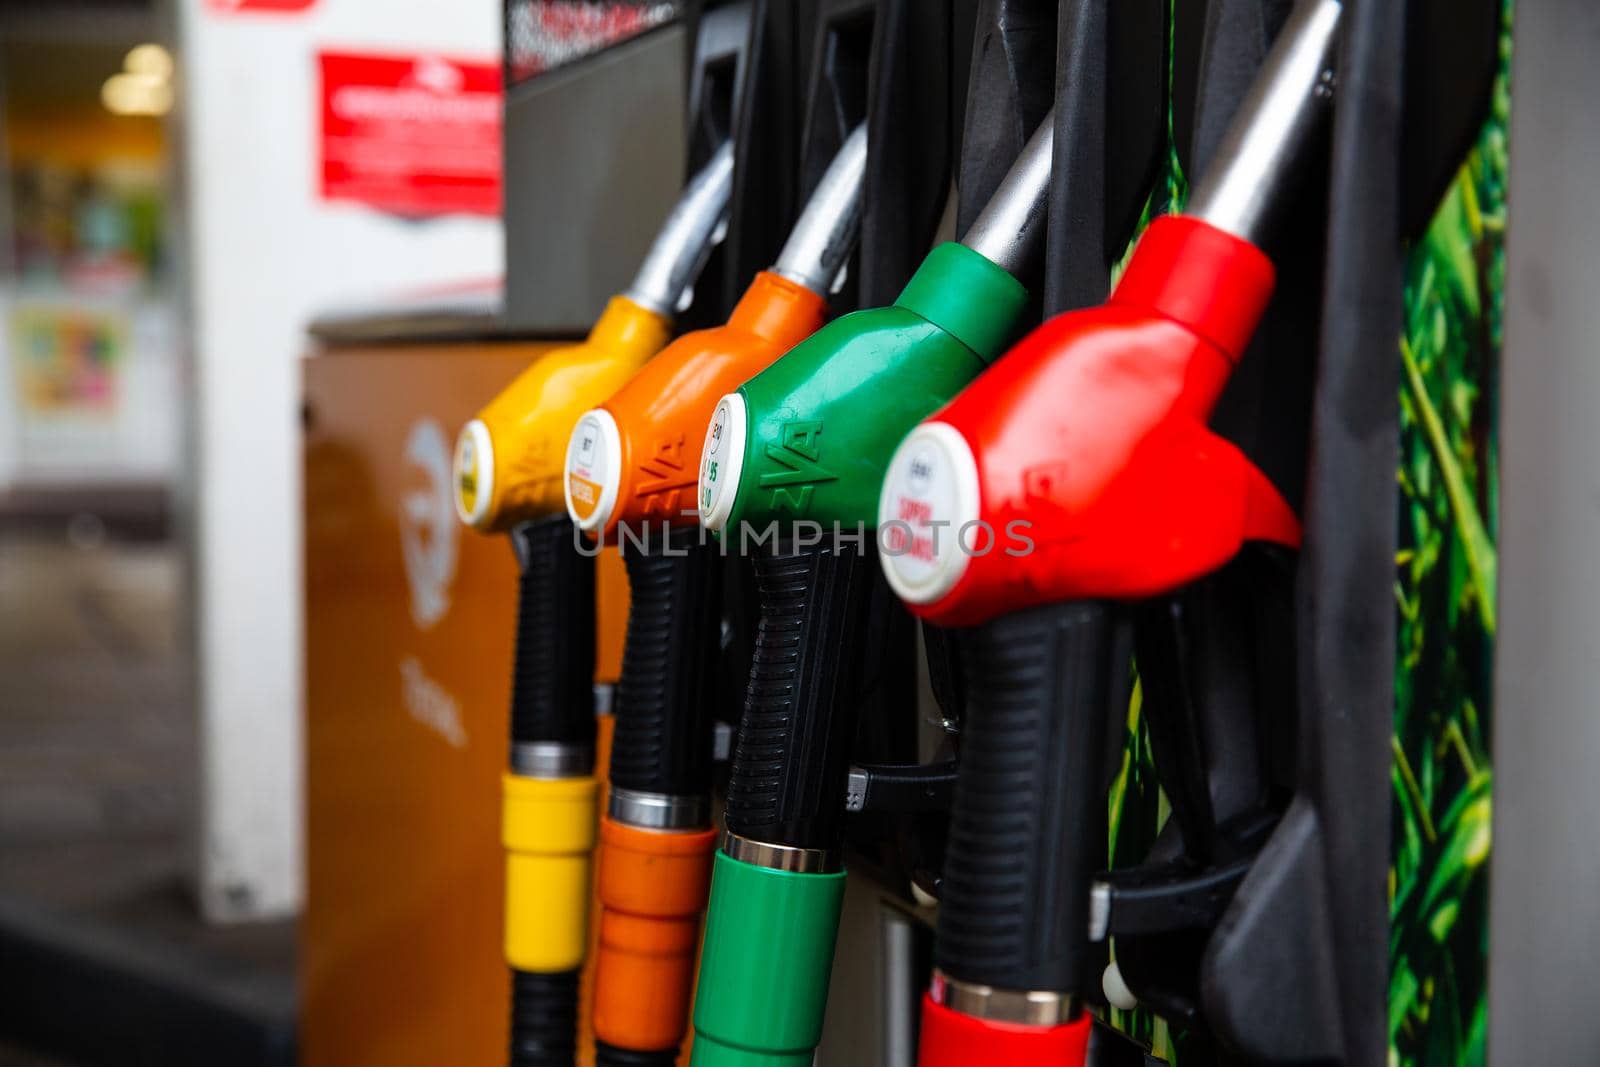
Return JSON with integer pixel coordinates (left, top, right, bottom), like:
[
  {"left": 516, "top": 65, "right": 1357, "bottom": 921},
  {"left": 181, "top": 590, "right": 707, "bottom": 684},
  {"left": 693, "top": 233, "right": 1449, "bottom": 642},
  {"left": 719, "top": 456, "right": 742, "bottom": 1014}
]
[
  {"left": 314, "top": 0, "right": 1519, "bottom": 1063},
  {"left": 483, "top": 1, "right": 1510, "bottom": 1062},
  {"left": 688, "top": 7, "right": 1064, "bottom": 1055},
  {"left": 866, "top": 0, "right": 1512, "bottom": 1061},
  {"left": 455, "top": 137, "right": 733, "bottom": 1066},
  {"left": 457, "top": 7, "right": 769, "bottom": 1045},
  {"left": 562, "top": 123, "right": 870, "bottom": 1067},
  {"left": 879, "top": 1, "right": 1339, "bottom": 1061},
  {"left": 547, "top": 7, "right": 899, "bottom": 1060}
]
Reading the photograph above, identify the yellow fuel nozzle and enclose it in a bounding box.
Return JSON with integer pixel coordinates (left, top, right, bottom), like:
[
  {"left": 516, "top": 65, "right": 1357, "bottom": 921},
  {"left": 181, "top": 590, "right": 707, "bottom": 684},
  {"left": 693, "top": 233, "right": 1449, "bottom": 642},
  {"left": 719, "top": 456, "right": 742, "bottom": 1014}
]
[
  {"left": 455, "top": 295, "right": 672, "bottom": 532},
  {"left": 454, "top": 141, "right": 737, "bottom": 533}
]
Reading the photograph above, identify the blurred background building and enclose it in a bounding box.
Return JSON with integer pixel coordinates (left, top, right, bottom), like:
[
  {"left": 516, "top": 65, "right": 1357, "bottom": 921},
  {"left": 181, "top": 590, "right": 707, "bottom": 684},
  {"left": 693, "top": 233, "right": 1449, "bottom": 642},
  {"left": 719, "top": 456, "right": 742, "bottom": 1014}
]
[
  {"left": 0, "top": 3, "right": 200, "bottom": 1062},
  {"left": 0, "top": 0, "right": 503, "bottom": 1062}
]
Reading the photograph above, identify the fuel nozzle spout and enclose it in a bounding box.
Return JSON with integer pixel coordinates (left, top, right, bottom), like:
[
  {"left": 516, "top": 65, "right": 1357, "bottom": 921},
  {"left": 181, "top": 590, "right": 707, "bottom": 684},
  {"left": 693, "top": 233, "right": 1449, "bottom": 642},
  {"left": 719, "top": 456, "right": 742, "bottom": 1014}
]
[
  {"left": 625, "top": 140, "right": 737, "bottom": 317},
  {"left": 958, "top": 108, "right": 1055, "bottom": 281},
  {"left": 772, "top": 122, "right": 869, "bottom": 298},
  {"left": 1186, "top": 0, "right": 1342, "bottom": 245}
]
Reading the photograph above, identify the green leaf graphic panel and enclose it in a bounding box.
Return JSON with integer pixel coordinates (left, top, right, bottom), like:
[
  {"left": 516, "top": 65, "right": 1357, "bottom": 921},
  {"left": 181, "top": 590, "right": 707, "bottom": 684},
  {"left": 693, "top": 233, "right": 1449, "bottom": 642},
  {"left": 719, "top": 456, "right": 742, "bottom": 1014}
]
[{"left": 1389, "top": 4, "right": 1510, "bottom": 1065}]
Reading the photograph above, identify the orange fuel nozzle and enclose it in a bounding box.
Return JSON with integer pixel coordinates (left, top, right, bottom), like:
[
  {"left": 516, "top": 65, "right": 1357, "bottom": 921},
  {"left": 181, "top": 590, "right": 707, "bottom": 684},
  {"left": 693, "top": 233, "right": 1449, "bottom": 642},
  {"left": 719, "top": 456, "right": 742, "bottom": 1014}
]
[
  {"left": 566, "top": 123, "right": 868, "bottom": 540},
  {"left": 565, "top": 270, "right": 827, "bottom": 538}
]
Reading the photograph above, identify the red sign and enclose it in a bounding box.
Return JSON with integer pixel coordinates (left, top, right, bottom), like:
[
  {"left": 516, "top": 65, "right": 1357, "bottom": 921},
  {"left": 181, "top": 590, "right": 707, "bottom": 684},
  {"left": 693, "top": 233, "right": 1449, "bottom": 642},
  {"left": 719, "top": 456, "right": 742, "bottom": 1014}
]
[
  {"left": 319, "top": 52, "right": 502, "bottom": 218},
  {"left": 206, "top": 0, "right": 317, "bottom": 12}
]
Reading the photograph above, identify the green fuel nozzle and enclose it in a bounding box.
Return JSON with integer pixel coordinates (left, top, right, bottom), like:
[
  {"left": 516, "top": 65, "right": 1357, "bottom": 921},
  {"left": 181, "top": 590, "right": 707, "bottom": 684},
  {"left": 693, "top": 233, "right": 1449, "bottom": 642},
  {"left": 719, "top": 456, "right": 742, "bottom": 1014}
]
[{"left": 697, "top": 113, "right": 1053, "bottom": 537}]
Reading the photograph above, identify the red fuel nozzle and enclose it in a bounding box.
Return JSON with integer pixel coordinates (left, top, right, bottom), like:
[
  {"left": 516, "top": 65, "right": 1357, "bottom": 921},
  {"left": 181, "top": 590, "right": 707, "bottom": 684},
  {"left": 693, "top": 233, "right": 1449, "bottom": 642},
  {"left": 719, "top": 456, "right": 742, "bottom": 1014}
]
[{"left": 881, "top": 215, "right": 1300, "bottom": 628}]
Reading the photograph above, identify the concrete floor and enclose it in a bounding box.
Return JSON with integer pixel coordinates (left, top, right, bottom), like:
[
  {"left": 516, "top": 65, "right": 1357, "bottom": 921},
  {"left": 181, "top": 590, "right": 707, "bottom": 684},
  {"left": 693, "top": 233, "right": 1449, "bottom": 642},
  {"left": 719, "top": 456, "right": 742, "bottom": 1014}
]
[
  {"left": 0, "top": 532, "right": 192, "bottom": 869},
  {"left": 0, "top": 530, "right": 295, "bottom": 1066}
]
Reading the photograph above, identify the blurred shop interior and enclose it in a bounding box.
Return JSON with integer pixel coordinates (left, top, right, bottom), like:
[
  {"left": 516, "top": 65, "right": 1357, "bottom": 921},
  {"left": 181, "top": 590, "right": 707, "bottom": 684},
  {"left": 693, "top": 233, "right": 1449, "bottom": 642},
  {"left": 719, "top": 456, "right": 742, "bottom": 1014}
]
[
  {"left": 0, "top": 0, "right": 200, "bottom": 1043},
  {"left": 0, "top": 0, "right": 507, "bottom": 1062}
]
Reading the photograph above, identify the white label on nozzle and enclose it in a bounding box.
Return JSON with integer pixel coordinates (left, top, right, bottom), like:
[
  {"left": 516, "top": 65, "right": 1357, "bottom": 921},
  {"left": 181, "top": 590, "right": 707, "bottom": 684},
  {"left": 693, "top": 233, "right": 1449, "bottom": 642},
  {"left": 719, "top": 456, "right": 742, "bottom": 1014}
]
[
  {"left": 878, "top": 422, "right": 980, "bottom": 606},
  {"left": 698, "top": 393, "right": 746, "bottom": 532},
  {"left": 453, "top": 419, "right": 495, "bottom": 529},
  {"left": 564, "top": 409, "right": 621, "bottom": 532}
]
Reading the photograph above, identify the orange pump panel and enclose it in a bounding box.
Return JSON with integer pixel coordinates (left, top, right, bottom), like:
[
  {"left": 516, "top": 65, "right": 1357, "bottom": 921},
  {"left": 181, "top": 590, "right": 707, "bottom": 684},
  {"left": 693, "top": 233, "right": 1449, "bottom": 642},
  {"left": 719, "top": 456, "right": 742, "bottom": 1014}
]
[{"left": 303, "top": 339, "right": 641, "bottom": 1067}]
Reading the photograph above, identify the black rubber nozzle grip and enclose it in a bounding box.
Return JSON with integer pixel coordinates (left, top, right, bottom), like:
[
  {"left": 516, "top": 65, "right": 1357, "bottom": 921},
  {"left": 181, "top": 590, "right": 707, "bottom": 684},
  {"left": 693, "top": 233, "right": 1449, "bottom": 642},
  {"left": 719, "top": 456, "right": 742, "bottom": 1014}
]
[
  {"left": 936, "top": 599, "right": 1114, "bottom": 995},
  {"left": 723, "top": 538, "right": 879, "bottom": 851},
  {"left": 509, "top": 518, "right": 596, "bottom": 749},
  {"left": 593, "top": 1043, "right": 679, "bottom": 1067},
  {"left": 611, "top": 527, "right": 722, "bottom": 798},
  {"left": 509, "top": 968, "right": 578, "bottom": 1066}
]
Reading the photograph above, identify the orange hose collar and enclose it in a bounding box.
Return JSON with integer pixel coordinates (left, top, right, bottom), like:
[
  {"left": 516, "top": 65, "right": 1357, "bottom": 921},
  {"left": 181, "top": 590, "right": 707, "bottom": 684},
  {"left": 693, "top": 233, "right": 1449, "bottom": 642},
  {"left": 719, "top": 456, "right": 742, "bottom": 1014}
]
[{"left": 592, "top": 816, "right": 719, "bottom": 1052}]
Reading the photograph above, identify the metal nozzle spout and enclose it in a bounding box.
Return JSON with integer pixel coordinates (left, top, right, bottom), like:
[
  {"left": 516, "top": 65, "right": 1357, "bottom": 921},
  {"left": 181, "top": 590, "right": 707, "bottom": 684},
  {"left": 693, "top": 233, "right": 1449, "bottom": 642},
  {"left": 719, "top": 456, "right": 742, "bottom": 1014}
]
[
  {"left": 1186, "top": 0, "right": 1343, "bottom": 244},
  {"left": 772, "top": 122, "right": 870, "bottom": 297},
  {"left": 958, "top": 108, "right": 1056, "bottom": 279},
  {"left": 625, "top": 140, "right": 737, "bottom": 318}
]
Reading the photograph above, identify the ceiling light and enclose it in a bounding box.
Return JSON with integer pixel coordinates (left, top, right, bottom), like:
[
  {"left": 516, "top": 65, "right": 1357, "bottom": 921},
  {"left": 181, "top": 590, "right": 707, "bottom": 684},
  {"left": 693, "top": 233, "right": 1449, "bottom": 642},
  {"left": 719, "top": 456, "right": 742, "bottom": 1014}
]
[
  {"left": 102, "top": 72, "right": 173, "bottom": 117},
  {"left": 124, "top": 43, "right": 174, "bottom": 81}
]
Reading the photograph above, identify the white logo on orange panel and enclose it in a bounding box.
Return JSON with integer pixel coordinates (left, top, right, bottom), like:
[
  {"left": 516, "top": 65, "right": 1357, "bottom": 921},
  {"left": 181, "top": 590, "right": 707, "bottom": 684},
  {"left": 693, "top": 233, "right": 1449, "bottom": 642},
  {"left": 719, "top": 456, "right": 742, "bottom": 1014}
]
[
  {"left": 400, "top": 418, "right": 459, "bottom": 629},
  {"left": 400, "top": 656, "right": 467, "bottom": 748}
]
